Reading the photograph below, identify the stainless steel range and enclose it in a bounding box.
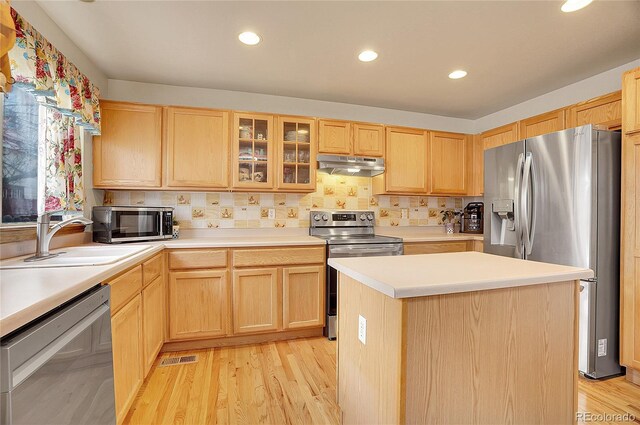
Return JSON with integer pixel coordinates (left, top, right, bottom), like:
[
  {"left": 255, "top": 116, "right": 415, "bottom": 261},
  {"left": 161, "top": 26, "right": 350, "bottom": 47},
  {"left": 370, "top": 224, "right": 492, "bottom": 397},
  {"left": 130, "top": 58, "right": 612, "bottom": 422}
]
[{"left": 310, "top": 210, "right": 403, "bottom": 339}]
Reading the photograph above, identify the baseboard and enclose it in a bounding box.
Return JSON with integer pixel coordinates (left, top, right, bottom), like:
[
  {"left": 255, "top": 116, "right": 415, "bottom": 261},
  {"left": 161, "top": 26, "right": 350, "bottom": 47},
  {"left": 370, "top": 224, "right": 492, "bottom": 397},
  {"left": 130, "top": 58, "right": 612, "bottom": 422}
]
[{"left": 160, "top": 327, "right": 324, "bottom": 352}]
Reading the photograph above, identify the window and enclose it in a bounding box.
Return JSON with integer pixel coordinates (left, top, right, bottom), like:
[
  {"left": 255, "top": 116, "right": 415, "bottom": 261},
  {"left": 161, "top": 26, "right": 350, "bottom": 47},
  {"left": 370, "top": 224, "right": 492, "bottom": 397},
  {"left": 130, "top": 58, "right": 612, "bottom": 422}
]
[{"left": 1, "top": 87, "right": 39, "bottom": 224}]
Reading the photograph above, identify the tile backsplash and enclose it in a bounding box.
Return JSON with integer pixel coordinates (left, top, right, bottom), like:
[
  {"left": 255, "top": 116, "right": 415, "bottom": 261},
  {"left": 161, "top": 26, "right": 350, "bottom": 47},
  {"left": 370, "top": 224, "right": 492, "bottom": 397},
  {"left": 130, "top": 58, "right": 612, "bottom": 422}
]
[{"left": 102, "top": 174, "right": 469, "bottom": 229}]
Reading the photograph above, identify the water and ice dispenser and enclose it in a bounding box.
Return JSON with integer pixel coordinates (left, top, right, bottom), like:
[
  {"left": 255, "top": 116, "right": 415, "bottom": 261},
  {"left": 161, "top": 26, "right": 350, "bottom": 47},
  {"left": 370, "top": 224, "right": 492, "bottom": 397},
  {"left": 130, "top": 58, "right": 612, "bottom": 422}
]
[{"left": 490, "top": 199, "right": 516, "bottom": 246}]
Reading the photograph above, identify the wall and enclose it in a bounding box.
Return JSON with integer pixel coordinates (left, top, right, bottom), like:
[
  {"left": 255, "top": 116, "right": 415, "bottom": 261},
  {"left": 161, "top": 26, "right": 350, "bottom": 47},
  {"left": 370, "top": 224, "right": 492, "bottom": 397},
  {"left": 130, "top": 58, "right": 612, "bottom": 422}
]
[
  {"left": 11, "top": 1, "right": 108, "bottom": 93},
  {"left": 105, "top": 79, "right": 476, "bottom": 134},
  {"left": 475, "top": 58, "right": 640, "bottom": 133},
  {"left": 103, "top": 175, "right": 463, "bottom": 229}
]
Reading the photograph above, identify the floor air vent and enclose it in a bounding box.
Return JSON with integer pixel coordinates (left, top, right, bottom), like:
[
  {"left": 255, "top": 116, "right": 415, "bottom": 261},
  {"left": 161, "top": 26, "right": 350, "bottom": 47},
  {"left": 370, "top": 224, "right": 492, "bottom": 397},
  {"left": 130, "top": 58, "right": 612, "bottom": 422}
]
[{"left": 159, "top": 355, "right": 198, "bottom": 367}]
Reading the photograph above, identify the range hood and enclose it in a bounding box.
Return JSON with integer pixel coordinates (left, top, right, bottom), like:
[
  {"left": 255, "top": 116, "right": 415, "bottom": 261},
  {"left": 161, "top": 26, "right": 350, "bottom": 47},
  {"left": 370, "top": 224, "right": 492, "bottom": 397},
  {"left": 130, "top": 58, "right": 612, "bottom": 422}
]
[{"left": 317, "top": 154, "right": 385, "bottom": 177}]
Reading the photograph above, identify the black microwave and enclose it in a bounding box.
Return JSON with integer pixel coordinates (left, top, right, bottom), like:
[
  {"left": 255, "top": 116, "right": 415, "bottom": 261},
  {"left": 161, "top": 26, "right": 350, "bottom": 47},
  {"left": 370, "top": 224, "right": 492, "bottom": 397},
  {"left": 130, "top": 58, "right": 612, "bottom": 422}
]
[{"left": 92, "top": 206, "right": 174, "bottom": 243}]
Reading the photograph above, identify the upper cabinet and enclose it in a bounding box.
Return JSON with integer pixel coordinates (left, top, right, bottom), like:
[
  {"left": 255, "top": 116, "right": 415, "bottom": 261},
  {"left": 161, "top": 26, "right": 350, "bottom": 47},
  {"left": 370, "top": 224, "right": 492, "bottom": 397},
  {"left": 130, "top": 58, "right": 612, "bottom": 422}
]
[
  {"left": 232, "top": 112, "right": 275, "bottom": 190},
  {"left": 165, "top": 107, "right": 229, "bottom": 188},
  {"left": 481, "top": 122, "right": 519, "bottom": 150},
  {"left": 318, "top": 119, "right": 384, "bottom": 157},
  {"left": 276, "top": 116, "right": 316, "bottom": 191},
  {"left": 519, "top": 109, "right": 565, "bottom": 139},
  {"left": 623, "top": 68, "right": 640, "bottom": 133},
  {"left": 353, "top": 123, "right": 384, "bottom": 157},
  {"left": 566, "top": 91, "right": 622, "bottom": 131},
  {"left": 93, "top": 101, "right": 162, "bottom": 188},
  {"left": 428, "top": 131, "right": 471, "bottom": 196},
  {"left": 373, "top": 127, "right": 428, "bottom": 195}
]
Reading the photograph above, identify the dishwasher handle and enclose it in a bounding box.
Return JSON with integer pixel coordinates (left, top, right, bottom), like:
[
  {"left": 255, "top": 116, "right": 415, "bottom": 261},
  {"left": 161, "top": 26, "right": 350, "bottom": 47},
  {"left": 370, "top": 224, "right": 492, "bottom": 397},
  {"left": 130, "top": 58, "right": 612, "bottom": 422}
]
[{"left": 10, "top": 304, "right": 109, "bottom": 389}]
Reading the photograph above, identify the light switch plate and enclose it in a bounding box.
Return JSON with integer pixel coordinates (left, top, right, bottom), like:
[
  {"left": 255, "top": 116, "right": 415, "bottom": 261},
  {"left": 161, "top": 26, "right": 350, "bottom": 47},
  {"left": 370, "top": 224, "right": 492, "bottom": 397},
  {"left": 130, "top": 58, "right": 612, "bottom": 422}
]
[
  {"left": 401, "top": 209, "right": 408, "bottom": 219},
  {"left": 268, "top": 208, "right": 275, "bottom": 219},
  {"left": 358, "top": 315, "right": 366, "bottom": 344}
]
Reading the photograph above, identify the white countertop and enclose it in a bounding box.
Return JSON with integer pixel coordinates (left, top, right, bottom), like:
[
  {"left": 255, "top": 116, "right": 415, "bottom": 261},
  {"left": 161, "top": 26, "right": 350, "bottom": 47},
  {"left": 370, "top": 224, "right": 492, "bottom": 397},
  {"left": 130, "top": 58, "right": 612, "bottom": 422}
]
[
  {"left": 376, "top": 227, "right": 484, "bottom": 242},
  {"left": 0, "top": 235, "right": 325, "bottom": 337},
  {"left": 328, "top": 252, "right": 593, "bottom": 299}
]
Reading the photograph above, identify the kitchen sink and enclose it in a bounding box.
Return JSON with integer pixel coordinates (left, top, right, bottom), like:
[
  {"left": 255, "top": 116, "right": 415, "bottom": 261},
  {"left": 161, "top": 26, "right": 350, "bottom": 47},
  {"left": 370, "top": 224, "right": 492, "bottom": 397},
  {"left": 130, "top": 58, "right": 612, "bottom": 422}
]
[{"left": 0, "top": 244, "right": 153, "bottom": 269}]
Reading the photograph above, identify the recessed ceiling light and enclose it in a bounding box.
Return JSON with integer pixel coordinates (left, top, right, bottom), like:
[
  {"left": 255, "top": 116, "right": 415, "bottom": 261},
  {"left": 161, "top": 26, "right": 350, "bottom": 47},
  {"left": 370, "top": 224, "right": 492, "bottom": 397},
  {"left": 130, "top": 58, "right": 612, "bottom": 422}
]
[
  {"left": 448, "top": 70, "right": 468, "bottom": 79},
  {"left": 358, "top": 50, "right": 378, "bottom": 62},
  {"left": 561, "top": 0, "right": 593, "bottom": 12},
  {"left": 238, "top": 31, "right": 261, "bottom": 46}
]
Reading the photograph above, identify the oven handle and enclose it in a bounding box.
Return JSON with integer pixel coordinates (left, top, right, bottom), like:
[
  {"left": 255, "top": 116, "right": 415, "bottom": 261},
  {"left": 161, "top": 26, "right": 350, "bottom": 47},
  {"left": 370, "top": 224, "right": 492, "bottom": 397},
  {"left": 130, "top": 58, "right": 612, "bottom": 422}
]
[{"left": 329, "top": 246, "right": 402, "bottom": 256}]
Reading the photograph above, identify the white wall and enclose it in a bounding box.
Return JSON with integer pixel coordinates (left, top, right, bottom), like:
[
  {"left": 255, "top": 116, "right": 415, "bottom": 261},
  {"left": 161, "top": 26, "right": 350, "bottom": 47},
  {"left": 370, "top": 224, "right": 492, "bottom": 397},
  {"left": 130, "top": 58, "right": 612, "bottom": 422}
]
[
  {"left": 11, "top": 1, "right": 108, "bottom": 93},
  {"left": 105, "top": 79, "right": 476, "bottom": 134},
  {"left": 475, "top": 58, "right": 640, "bottom": 133}
]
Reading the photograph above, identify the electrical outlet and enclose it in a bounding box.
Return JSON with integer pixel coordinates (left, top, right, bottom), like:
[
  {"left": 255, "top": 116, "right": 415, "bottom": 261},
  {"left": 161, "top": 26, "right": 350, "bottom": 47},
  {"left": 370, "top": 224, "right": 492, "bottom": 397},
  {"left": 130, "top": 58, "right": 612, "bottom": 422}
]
[
  {"left": 358, "top": 315, "right": 367, "bottom": 344},
  {"left": 268, "top": 208, "right": 275, "bottom": 219},
  {"left": 401, "top": 208, "right": 408, "bottom": 219}
]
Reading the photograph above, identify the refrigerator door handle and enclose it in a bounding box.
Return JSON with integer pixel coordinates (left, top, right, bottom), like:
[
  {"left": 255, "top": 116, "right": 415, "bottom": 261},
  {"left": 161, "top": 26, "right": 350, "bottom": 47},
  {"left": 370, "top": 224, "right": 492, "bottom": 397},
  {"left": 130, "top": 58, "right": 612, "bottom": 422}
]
[
  {"left": 522, "top": 152, "right": 536, "bottom": 255},
  {"left": 514, "top": 153, "right": 525, "bottom": 256}
]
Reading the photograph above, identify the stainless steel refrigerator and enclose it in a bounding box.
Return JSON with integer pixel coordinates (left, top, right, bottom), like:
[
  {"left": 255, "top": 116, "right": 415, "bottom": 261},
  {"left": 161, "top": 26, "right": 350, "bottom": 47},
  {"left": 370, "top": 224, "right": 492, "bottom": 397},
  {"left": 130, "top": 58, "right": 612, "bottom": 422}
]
[{"left": 484, "top": 124, "right": 622, "bottom": 379}]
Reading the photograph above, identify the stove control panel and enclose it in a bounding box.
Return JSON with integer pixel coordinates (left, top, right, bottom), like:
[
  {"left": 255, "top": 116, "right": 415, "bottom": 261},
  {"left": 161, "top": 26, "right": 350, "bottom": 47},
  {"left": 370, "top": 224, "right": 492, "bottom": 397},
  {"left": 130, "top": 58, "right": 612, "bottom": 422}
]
[{"left": 309, "top": 210, "right": 375, "bottom": 228}]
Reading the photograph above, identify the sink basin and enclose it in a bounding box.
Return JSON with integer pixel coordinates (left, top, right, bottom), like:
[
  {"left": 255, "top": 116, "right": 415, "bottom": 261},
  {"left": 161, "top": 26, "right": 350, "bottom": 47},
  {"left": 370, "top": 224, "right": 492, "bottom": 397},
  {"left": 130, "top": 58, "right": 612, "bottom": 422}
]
[{"left": 0, "top": 245, "right": 153, "bottom": 269}]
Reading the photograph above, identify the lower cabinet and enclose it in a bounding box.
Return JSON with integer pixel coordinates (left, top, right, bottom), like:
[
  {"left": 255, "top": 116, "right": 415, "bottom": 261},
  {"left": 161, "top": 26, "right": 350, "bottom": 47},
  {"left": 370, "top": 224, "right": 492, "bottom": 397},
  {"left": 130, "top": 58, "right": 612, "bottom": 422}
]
[
  {"left": 283, "top": 266, "right": 324, "bottom": 329},
  {"left": 403, "top": 241, "right": 470, "bottom": 255},
  {"left": 232, "top": 268, "right": 279, "bottom": 334},
  {"left": 142, "top": 275, "right": 164, "bottom": 375},
  {"left": 168, "top": 270, "right": 229, "bottom": 340},
  {"left": 111, "top": 294, "right": 143, "bottom": 425}
]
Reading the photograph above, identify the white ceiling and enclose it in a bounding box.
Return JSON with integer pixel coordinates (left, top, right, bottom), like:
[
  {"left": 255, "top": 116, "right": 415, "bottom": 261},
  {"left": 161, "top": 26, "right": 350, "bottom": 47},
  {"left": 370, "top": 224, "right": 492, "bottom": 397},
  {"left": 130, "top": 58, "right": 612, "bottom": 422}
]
[{"left": 35, "top": 0, "right": 640, "bottom": 119}]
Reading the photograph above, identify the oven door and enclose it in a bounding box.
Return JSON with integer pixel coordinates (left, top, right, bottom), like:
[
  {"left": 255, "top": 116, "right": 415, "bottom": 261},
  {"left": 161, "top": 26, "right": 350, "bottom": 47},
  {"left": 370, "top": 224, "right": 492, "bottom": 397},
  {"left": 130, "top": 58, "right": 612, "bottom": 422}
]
[{"left": 109, "top": 208, "right": 165, "bottom": 242}]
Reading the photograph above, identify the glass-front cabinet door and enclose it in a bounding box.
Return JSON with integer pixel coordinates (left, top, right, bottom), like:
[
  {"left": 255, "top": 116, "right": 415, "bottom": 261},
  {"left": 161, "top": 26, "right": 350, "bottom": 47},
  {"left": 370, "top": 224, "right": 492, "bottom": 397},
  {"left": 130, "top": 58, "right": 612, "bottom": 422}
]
[
  {"left": 232, "top": 113, "right": 274, "bottom": 189},
  {"left": 277, "top": 116, "right": 316, "bottom": 191}
]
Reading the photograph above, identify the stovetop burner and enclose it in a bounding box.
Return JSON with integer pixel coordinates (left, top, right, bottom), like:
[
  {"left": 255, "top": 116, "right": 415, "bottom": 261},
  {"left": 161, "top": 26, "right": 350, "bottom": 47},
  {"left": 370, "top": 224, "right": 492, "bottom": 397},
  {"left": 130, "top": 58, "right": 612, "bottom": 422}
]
[{"left": 309, "top": 209, "right": 402, "bottom": 245}]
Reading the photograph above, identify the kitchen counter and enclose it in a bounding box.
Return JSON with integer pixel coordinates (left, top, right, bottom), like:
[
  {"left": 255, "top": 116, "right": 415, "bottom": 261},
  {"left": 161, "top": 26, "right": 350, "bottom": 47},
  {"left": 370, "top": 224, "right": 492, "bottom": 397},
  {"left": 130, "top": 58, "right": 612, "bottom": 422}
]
[
  {"left": 336, "top": 251, "right": 587, "bottom": 424},
  {"left": 376, "top": 227, "right": 484, "bottom": 242},
  {"left": 329, "top": 251, "right": 592, "bottom": 298},
  {"left": 0, "top": 235, "right": 325, "bottom": 338}
]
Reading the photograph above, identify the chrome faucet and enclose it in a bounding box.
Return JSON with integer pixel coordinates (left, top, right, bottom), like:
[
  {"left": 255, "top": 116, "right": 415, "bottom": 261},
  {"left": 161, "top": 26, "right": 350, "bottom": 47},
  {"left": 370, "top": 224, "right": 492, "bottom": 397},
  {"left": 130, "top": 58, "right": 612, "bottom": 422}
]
[{"left": 24, "top": 211, "right": 93, "bottom": 262}]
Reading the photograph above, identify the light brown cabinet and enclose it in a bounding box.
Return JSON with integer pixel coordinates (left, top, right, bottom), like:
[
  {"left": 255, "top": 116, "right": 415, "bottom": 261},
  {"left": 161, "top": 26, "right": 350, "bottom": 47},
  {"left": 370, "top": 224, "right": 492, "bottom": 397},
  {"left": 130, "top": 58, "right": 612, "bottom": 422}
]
[
  {"left": 93, "top": 101, "right": 162, "bottom": 188},
  {"left": 111, "top": 294, "right": 143, "bottom": 425},
  {"left": 519, "top": 109, "right": 565, "bottom": 139},
  {"left": 142, "top": 274, "right": 164, "bottom": 375},
  {"left": 168, "top": 270, "right": 229, "bottom": 340},
  {"left": 428, "top": 131, "right": 471, "bottom": 195},
  {"left": 232, "top": 268, "right": 280, "bottom": 334},
  {"left": 165, "top": 107, "right": 229, "bottom": 188},
  {"left": 620, "top": 66, "right": 640, "bottom": 382},
  {"left": 283, "top": 265, "right": 324, "bottom": 329},
  {"left": 232, "top": 112, "right": 275, "bottom": 189},
  {"left": 318, "top": 119, "right": 384, "bottom": 157},
  {"left": 403, "top": 241, "right": 471, "bottom": 255},
  {"left": 480, "top": 122, "right": 519, "bottom": 150},
  {"left": 276, "top": 116, "right": 316, "bottom": 191},
  {"left": 373, "top": 126, "right": 428, "bottom": 195},
  {"left": 566, "top": 91, "right": 622, "bottom": 130}
]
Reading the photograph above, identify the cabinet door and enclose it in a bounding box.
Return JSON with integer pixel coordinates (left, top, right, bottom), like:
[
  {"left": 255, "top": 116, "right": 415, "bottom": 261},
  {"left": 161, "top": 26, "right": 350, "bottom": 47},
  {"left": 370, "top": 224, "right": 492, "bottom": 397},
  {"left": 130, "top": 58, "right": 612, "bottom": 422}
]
[
  {"left": 142, "top": 276, "right": 164, "bottom": 377},
  {"left": 403, "top": 241, "right": 469, "bottom": 255},
  {"left": 566, "top": 91, "right": 622, "bottom": 130},
  {"left": 318, "top": 120, "right": 351, "bottom": 155},
  {"left": 481, "top": 122, "right": 519, "bottom": 150},
  {"left": 93, "top": 101, "right": 162, "bottom": 188},
  {"left": 353, "top": 123, "right": 384, "bottom": 157},
  {"left": 232, "top": 113, "right": 274, "bottom": 189},
  {"left": 232, "top": 268, "right": 279, "bottom": 334},
  {"left": 623, "top": 68, "right": 640, "bottom": 133},
  {"left": 111, "top": 294, "right": 143, "bottom": 425},
  {"left": 519, "top": 109, "right": 565, "bottom": 139},
  {"left": 428, "top": 131, "right": 470, "bottom": 195},
  {"left": 277, "top": 116, "right": 316, "bottom": 191},
  {"left": 283, "top": 265, "right": 324, "bottom": 329},
  {"left": 168, "top": 270, "right": 229, "bottom": 340},
  {"left": 380, "top": 127, "right": 428, "bottom": 194},
  {"left": 471, "top": 134, "right": 484, "bottom": 196},
  {"left": 166, "top": 107, "right": 229, "bottom": 188}
]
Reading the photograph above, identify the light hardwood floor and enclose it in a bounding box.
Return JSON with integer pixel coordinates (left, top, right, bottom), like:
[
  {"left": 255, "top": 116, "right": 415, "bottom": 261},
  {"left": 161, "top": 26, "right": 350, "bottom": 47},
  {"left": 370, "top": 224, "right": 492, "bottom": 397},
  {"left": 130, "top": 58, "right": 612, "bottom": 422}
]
[{"left": 126, "top": 337, "right": 640, "bottom": 425}]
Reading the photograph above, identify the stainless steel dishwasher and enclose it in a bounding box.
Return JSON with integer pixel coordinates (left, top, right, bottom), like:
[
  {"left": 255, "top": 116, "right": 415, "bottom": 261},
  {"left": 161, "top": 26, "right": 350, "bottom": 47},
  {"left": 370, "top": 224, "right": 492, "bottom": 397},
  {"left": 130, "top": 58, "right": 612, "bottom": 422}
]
[{"left": 0, "top": 285, "right": 116, "bottom": 425}]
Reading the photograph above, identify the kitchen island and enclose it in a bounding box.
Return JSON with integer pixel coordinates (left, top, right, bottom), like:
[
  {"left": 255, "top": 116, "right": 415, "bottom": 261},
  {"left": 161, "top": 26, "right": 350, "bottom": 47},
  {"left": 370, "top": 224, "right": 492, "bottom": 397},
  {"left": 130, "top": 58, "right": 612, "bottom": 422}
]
[{"left": 329, "top": 251, "right": 592, "bottom": 425}]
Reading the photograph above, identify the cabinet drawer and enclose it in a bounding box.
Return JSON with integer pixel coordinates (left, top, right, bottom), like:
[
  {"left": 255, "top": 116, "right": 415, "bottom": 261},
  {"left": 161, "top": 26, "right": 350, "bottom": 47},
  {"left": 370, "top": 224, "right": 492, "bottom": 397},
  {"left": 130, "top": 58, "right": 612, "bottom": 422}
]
[
  {"left": 142, "top": 253, "right": 163, "bottom": 287},
  {"left": 168, "top": 249, "right": 227, "bottom": 269},
  {"left": 107, "top": 265, "right": 143, "bottom": 314},
  {"left": 403, "top": 241, "right": 469, "bottom": 255},
  {"left": 233, "top": 247, "right": 325, "bottom": 267}
]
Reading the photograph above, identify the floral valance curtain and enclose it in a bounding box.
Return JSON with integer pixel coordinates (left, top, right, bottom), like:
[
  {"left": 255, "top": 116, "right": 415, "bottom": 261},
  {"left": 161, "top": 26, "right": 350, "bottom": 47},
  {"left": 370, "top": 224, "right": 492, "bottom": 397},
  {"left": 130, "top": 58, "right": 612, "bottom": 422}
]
[
  {"left": 41, "top": 108, "right": 84, "bottom": 212},
  {"left": 7, "top": 7, "right": 101, "bottom": 135}
]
